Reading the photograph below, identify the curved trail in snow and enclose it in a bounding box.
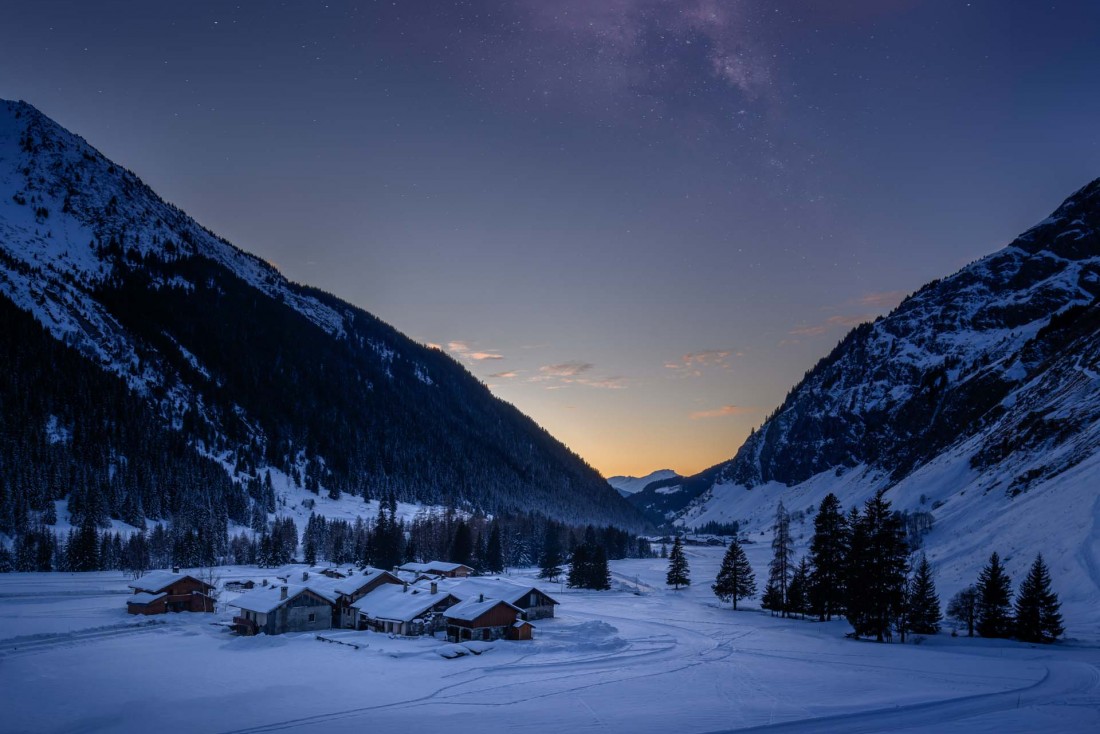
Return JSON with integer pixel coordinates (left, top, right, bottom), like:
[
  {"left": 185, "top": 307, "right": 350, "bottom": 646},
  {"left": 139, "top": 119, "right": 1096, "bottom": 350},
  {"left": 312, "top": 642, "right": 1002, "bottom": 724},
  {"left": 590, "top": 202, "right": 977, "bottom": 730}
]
[{"left": 701, "top": 660, "right": 1100, "bottom": 733}]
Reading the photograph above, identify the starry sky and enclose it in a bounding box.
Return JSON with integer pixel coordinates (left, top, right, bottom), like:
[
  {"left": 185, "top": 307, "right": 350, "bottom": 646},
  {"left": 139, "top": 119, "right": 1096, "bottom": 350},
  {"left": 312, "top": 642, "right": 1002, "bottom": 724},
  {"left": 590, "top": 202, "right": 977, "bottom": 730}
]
[{"left": 2, "top": 1, "right": 1099, "bottom": 478}]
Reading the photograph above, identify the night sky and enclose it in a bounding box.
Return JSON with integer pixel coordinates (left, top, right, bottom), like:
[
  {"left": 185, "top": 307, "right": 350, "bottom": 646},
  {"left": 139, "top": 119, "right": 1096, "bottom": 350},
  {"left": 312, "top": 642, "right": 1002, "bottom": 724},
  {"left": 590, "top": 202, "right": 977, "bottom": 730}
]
[{"left": 3, "top": 1, "right": 1099, "bottom": 477}]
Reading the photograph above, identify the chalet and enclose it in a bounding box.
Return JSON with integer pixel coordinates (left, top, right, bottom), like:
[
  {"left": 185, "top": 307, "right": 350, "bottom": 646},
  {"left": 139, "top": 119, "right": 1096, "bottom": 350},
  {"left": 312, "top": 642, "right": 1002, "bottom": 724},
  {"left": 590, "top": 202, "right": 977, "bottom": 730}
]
[
  {"left": 230, "top": 584, "right": 335, "bottom": 636},
  {"left": 306, "top": 567, "right": 403, "bottom": 628},
  {"left": 444, "top": 596, "right": 523, "bottom": 642},
  {"left": 430, "top": 577, "right": 559, "bottom": 620},
  {"left": 126, "top": 569, "right": 215, "bottom": 615},
  {"left": 352, "top": 582, "right": 461, "bottom": 636},
  {"left": 397, "top": 561, "right": 474, "bottom": 578}
]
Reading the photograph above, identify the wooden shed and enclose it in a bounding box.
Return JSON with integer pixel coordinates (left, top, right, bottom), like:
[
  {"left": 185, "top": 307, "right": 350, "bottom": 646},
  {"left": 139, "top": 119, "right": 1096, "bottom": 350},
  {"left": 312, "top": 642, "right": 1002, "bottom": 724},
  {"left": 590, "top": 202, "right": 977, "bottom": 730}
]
[{"left": 507, "top": 620, "right": 535, "bottom": 641}]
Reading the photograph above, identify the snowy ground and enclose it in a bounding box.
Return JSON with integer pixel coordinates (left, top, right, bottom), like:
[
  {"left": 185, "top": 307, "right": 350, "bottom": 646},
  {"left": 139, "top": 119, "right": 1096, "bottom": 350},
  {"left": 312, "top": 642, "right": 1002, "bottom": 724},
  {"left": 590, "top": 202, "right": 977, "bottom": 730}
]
[{"left": 1, "top": 546, "right": 1097, "bottom": 733}]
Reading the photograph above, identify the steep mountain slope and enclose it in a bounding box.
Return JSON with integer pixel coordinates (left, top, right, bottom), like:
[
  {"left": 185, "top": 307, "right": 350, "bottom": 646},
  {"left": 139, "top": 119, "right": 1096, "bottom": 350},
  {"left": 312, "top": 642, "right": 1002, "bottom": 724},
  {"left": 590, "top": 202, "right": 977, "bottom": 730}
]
[
  {"left": 667, "top": 179, "right": 1100, "bottom": 630},
  {"left": 0, "top": 99, "right": 645, "bottom": 535},
  {"left": 607, "top": 469, "right": 680, "bottom": 497}
]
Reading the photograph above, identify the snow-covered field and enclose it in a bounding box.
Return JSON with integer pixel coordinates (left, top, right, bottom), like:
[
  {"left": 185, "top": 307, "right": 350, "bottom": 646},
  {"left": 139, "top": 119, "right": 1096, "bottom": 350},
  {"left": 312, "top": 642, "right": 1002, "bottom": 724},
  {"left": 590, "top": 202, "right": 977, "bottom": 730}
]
[{"left": 1, "top": 546, "right": 1097, "bottom": 733}]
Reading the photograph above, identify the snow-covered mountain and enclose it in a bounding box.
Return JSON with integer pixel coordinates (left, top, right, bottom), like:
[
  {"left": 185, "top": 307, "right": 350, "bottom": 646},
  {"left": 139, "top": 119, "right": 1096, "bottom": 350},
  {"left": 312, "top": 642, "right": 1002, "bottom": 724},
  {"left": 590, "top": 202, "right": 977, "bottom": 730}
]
[
  {"left": 663, "top": 178, "right": 1100, "bottom": 631},
  {"left": 0, "top": 99, "right": 645, "bottom": 535},
  {"left": 607, "top": 470, "right": 680, "bottom": 497}
]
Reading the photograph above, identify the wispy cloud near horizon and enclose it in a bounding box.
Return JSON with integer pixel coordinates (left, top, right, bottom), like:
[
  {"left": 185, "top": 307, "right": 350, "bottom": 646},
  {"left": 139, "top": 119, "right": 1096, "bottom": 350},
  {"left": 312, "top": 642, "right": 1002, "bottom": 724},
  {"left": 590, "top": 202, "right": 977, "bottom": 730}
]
[
  {"left": 448, "top": 340, "right": 505, "bottom": 361},
  {"left": 690, "top": 404, "right": 757, "bottom": 420}
]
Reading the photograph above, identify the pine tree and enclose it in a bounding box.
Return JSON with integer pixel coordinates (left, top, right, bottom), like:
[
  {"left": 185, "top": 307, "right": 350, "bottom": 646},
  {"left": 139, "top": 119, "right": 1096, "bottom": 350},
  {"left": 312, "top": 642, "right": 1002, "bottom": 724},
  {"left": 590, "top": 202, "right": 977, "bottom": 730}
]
[
  {"left": 68, "top": 519, "right": 100, "bottom": 572},
  {"left": 567, "top": 544, "right": 589, "bottom": 589},
  {"left": 1013, "top": 553, "right": 1063, "bottom": 643},
  {"left": 589, "top": 545, "right": 612, "bottom": 590},
  {"left": 787, "top": 557, "right": 811, "bottom": 619},
  {"left": 538, "top": 523, "right": 563, "bottom": 582},
  {"left": 712, "top": 540, "right": 756, "bottom": 610},
  {"left": 761, "top": 581, "right": 783, "bottom": 615},
  {"left": 976, "top": 552, "right": 1014, "bottom": 638},
  {"left": 666, "top": 537, "right": 690, "bottom": 590},
  {"left": 906, "top": 554, "right": 942, "bottom": 635},
  {"left": 485, "top": 521, "right": 504, "bottom": 574},
  {"left": 845, "top": 493, "right": 909, "bottom": 641},
  {"left": 449, "top": 520, "right": 473, "bottom": 566},
  {"left": 767, "top": 501, "right": 793, "bottom": 616},
  {"left": 809, "top": 492, "right": 848, "bottom": 621}
]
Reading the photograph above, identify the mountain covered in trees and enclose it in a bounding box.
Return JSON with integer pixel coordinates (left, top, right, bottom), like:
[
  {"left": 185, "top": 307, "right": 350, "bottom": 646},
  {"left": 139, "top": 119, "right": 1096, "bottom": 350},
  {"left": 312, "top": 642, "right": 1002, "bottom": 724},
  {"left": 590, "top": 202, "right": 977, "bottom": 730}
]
[
  {"left": 0, "top": 99, "right": 646, "bottom": 541},
  {"left": 661, "top": 179, "right": 1100, "bottom": 632}
]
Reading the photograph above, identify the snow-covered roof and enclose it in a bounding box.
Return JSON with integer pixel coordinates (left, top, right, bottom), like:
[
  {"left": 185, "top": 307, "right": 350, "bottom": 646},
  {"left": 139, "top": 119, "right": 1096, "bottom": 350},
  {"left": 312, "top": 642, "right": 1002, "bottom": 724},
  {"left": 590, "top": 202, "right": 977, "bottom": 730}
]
[
  {"left": 398, "top": 561, "right": 472, "bottom": 574},
  {"left": 443, "top": 597, "right": 521, "bottom": 623},
  {"left": 128, "top": 571, "right": 209, "bottom": 594},
  {"left": 423, "top": 577, "right": 558, "bottom": 607},
  {"left": 305, "top": 567, "right": 397, "bottom": 598},
  {"left": 513, "top": 620, "right": 534, "bottom": 628},
  {"left": 351, "top": 584, "right": 457, "bottom": 623},
  {"left": 127, "top": 592, "right": 166, "bottom": 605},
  {"left": 229, "top": 585, "right": 333, "bottom": 614}
]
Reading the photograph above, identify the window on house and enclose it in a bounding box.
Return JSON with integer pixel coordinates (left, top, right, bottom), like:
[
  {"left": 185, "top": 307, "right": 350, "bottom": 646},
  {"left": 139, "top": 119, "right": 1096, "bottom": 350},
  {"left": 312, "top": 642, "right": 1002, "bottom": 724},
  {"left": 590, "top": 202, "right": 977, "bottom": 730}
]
[{"left": 308, "top": 613, "right": 316, "bottom": 622}]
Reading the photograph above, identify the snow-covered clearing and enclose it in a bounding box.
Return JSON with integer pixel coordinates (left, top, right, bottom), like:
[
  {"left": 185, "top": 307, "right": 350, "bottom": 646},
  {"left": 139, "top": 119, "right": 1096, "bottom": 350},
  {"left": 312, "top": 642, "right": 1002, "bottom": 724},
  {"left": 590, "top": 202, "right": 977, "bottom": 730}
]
[{"left": 1, "top": 546, "right": 1097, "bottom": 733}]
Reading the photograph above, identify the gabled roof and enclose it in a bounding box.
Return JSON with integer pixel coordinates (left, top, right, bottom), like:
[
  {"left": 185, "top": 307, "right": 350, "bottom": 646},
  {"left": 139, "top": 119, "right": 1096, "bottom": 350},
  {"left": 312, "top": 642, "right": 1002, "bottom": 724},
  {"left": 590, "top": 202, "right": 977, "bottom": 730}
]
[
  {"left": 443, "top": 597, "right": 521, "bottom": 622},
  {"left": 425, "top": 577, "right": 559, "bottom": 607},
  {"left": 229, "top": 585, "right": 334, "bottom": 615},
  {"left": 127, "top": 592, "right": 166, "bottom": 605},
  {"left": 351, "top": 584, "right": 458, "bottom": 623},
  {"left": 306, "top": 567, "right": 400, "bottom": 598},
  {"left": 398, "top": 561, "right": 473, "bottom": 574},
  {"left": 127, "top": 570, "right": 213, "bottom": 594}
]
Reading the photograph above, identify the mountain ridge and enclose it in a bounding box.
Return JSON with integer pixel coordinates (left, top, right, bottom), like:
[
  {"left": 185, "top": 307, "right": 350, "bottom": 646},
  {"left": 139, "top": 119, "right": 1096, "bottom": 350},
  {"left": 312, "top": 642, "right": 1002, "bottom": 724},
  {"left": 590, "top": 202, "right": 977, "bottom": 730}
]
[{"left": 0, "top": 99, "right": 647, "bottom": 535}]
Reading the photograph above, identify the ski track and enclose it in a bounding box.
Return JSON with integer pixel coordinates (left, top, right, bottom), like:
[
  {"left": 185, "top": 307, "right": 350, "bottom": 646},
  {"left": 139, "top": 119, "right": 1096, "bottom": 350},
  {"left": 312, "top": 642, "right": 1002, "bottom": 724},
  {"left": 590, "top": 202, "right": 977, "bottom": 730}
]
[
  {"left": 699, "top": 661, "right": 1100, "bottom": 734},
  {"left": 0, "top": 620, "right": 168, "bottom": 659}
]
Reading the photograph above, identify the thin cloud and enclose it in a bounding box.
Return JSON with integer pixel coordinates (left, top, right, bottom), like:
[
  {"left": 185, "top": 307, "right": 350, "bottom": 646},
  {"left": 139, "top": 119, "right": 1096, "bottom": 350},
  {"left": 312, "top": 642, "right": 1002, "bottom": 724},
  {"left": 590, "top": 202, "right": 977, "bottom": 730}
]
[
  {"left": 537, "top": 362, "right": 595, "bottom": 379},
  {"left": 488, "top": 370, "right": 520, "bottom": 379},
  {"left": 690, "top": 405, "right": 757, "bottom": 420},
  {"left": 530, "top": 361, "right": 627, "bottom": 389},
  {"left": 448, "top": 341, "right": 504, "bottom": 361},
  {"left": 665, "top": 348, "right": 740, "bottom": 377}
]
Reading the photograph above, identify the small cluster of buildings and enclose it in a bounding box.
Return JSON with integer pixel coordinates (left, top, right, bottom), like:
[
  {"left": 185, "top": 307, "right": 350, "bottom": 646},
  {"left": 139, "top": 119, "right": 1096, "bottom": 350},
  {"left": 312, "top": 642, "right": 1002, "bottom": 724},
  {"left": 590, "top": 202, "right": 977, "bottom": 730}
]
[
  {"left": 225, "top": 560, "right": 558, "bottom": 642},
  {"left": 123, "top": 560, "right": 559, "bottom": 644}
]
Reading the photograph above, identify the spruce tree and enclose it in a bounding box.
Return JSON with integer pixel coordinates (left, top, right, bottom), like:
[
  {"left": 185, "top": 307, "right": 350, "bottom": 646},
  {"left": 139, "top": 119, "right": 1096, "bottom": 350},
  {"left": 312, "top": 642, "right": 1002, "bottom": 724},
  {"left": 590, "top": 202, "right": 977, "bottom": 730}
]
[
  {"left": 761, "top": 581, "right": 783, "bottom": 615},
  {"left": 449, "top": 520, "right": 473, "bottom": 566},
  {"left": 809, "top": 492, "right": 848, "bottom": 621},
  {"left": 485, "top": 521, "right": 504, "bottom": 574},
  {"left": 712, "top": 541, "right": 756, "bottom": 610},
  {"left": 589, "top": 545, "right": 612, "bottom": 590},
  {"left": 1013, "top": 553, "right": 1063, "bottom": 643},
  {"left": 666, "top": 537, "right": 690, "bottom": 590},
  {"left": 976, "top": 552, "right": 1014, "bottom": 638},
  {"left": 845, "top": 493, "right": 909, "bottom": 641},
  {"left": 787, "top": 557, "right": 811, "bottom": 619},
  {"left": 567, "top": 544, "right": 590, "bottom": 589},
  {"left": 538, "top": 523, "right": 563, "bottom": 582},
  {"left": 906, "top": 554, "right": 942, "bottom": 635},
  {"left": 767, "top": 501, "right": 794, "bottom": 616}
]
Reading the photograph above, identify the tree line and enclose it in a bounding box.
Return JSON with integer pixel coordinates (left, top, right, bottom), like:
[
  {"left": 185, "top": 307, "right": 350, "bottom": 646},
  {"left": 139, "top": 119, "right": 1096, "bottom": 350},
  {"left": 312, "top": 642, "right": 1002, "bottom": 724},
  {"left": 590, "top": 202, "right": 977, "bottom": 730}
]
[{"left": 697, "top": 492, "right": 1064, "bottom": 644}]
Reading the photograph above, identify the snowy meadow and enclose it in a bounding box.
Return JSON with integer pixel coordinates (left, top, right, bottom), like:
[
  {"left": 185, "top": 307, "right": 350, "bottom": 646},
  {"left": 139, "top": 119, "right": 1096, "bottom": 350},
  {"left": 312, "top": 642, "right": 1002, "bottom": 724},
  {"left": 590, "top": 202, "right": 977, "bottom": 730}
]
[{"left": 1, "top": 545, "right": 1097, "bottom": 734}]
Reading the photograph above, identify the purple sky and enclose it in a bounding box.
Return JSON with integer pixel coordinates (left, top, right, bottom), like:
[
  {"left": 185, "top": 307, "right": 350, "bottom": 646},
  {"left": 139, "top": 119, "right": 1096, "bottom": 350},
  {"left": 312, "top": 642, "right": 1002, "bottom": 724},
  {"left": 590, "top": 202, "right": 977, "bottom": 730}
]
[{"left": 2, "top": 1, "right": 1099, "bottom": 476}]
